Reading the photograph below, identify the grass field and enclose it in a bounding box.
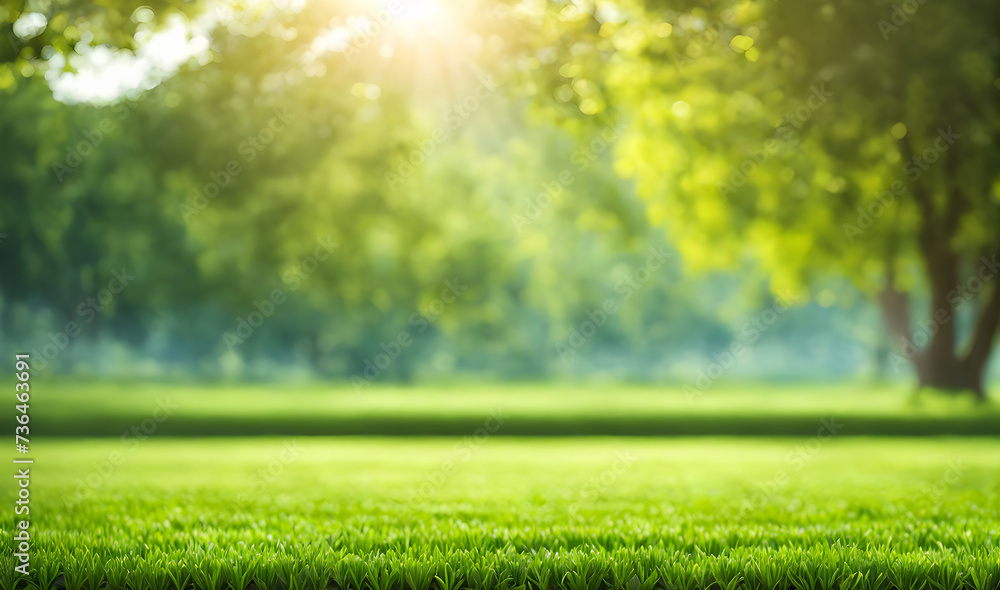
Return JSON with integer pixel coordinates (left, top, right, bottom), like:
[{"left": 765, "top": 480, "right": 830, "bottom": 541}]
[
  {"left": 3, "top": 436, "right": 999, "bottom": 590},
  {"left": 31, "top": 380, "right": 1000, "bottom": 436}
]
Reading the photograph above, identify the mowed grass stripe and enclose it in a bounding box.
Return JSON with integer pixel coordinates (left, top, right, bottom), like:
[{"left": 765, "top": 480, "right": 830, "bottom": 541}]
[{"left": 31, "top": 381, "right": 1000, "bottom": 436}]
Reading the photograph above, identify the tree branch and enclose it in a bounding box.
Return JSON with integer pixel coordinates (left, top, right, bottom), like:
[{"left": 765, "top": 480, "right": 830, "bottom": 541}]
[
  {"left": 899, "top": 135, "right": 934, "bottom": 220},
  {"left": 877, "top": 262, "right": 911, "bottom": 347}
]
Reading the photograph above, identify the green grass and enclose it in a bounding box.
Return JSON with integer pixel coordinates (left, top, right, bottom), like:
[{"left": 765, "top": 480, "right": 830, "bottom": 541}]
[
  {"left": 3, "top": 437, "right": 999, "bottom": 590},
  {"left": 32, "top": 380, "right": 1000, "bottom": 436}
]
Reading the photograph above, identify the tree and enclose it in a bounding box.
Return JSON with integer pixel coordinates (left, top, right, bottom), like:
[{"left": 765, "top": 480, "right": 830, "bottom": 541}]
[
  {"left": 0, "top": 0, "right": 891, "bottom": 381},
  {"left": 526, "top": 0, "right": 1000, "bottom": 397},
  {"left": 0, "top": 0, "right": 200, "bottom": 89}
]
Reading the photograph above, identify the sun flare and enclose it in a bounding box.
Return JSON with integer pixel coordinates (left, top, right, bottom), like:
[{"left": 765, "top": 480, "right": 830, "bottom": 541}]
[{"left": 394, "top": 0, "right": 445, "bottom": 25}]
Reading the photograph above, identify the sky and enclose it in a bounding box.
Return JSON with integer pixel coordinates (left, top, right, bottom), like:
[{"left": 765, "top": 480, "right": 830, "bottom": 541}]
[{"left": 25, "top": 0, "right": 452, "bottom": 104}]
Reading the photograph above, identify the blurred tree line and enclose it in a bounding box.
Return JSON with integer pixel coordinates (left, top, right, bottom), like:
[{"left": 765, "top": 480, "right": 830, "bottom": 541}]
[{"left": 0, "top": 0, "right": 992, "bottom": 389}]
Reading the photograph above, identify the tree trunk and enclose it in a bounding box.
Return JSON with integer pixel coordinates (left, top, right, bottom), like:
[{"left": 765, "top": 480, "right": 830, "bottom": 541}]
[
  {"left": 877, "top": 255, "right": 998, "bottom": 402},
  {"left": 879, "top": 137, "right": 1000, "bottom": 400},
  {"left": 961, "top": 270, "right": 1000, "bottom": 399},
  {"left": 913, "top": 354, "right": 985, "bottom": 400}
]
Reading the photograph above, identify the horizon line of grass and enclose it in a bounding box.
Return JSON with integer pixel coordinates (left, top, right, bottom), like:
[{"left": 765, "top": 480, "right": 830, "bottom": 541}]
[
  {"left": 34, "top": 413, "right": 1000, "bottom": 437},
  {"left": 32, "top": 382, "right": 1000, "bottom": 437}
]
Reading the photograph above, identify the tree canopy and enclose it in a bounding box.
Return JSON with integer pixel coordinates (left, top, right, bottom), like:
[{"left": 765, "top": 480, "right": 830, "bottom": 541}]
[{"left": 1, "top": 0, "right": 996, "bottom": 394}]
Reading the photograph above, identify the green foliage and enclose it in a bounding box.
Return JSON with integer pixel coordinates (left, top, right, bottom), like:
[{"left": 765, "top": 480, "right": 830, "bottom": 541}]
[
  {"left": 526, "top": 0, "right": 1000, "bottom": 294},
  {"left": 0, "top": 0, "right": 195, "bottom": 83},
  {"left": 2, "top": 0, "right": 998, "bottom": 388},
  {"left": 1, "top": 0, "right": 905, "bottom": 383}
]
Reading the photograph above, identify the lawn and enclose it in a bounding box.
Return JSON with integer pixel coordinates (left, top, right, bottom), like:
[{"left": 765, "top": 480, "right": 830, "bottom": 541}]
[
  {"left": 31, "top": 380, "right": 1000, "bottom": 436},
  {"left": 3, "top": 437, "right": 999, "bottom": 590}
]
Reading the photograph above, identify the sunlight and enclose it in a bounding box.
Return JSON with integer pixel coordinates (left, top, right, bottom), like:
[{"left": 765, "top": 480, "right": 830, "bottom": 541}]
[
  {"left": 388, "top": 0, "right": 465, "bottom": 43},
  {"left": 313, "top": 0, "right": 465, "bottom": 61},
  {"left": 395, "top": 0, "right": 445, "bottom": 25},
  {"left": 46, "top": 14, "right": 212, "bottom": 104}
]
